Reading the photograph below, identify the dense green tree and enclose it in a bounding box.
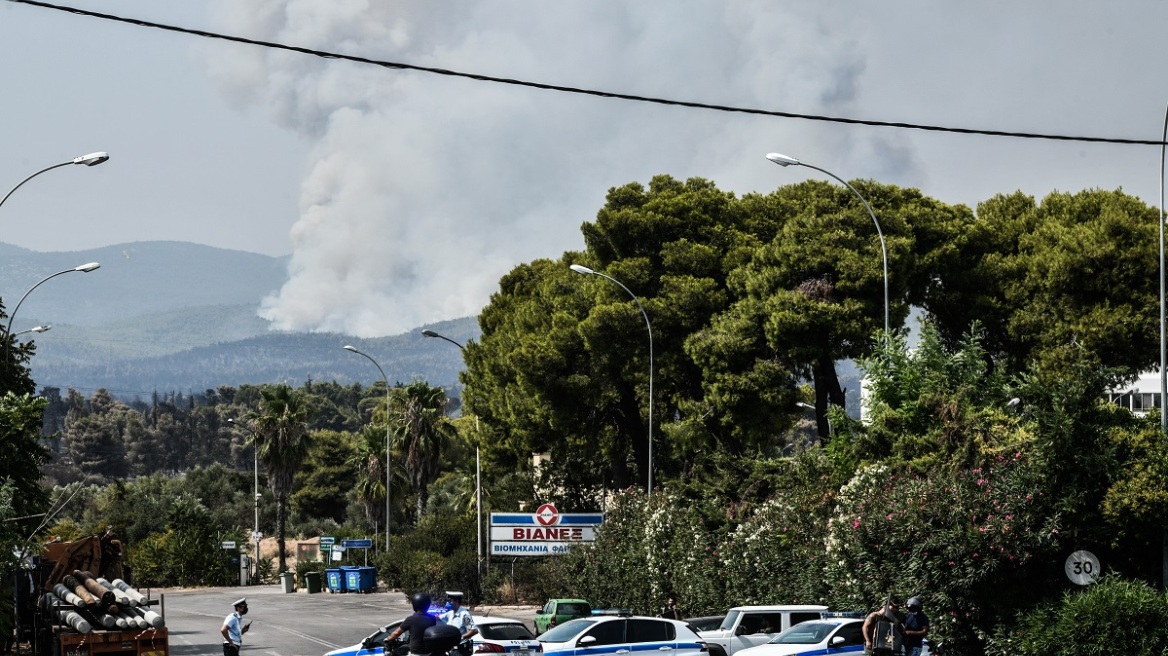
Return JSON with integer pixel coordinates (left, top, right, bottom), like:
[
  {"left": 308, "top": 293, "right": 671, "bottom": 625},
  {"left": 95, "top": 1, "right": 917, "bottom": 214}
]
[
  {"left": 921, "top": 189, "right": 1160, "bottom": 376},
  {"left": 466, "top": 176, "right": 780, "bottom": 493},
  {"left": 249, "top": 384, "right": 311, "bottom": 573},
  {"left": 292, "top": 430, "right": 357, "bottom": 524},
  {"left": 0, "top": 300, "right": 38, "bottom": 396}
]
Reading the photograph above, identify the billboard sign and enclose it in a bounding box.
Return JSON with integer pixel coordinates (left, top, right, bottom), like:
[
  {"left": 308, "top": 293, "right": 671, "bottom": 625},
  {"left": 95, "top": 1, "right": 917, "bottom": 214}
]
[{"left": 490, "top": 503, "right": 603, "bottom": 556}]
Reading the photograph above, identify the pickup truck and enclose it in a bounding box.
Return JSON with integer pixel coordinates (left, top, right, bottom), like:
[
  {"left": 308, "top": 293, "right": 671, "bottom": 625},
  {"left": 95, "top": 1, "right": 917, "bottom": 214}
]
[{"left": 697, "top": 605, "right": 827, "bottom": 656}]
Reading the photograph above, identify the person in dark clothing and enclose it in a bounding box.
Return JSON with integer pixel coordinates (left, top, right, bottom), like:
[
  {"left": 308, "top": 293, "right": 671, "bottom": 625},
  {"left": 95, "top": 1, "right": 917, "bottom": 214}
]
[
  {"left": 387, "top": 593, "right": 438, "bottom": 656},
  {"left": 660, "top": 593, "right": 682, "bottom": 621},
  {"left": 902, "top": 597, "right": 930, "bottom": 656}
]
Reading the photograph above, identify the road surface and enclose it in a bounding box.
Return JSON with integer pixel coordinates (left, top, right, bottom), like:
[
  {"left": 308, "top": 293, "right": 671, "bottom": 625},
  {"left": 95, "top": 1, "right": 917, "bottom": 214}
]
[{"left": 158, "top": 585, "right": 536, "bottom": 656}]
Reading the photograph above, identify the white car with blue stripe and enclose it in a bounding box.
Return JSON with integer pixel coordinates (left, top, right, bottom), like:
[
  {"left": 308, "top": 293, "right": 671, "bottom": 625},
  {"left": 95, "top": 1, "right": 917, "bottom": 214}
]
[
  {"left": 536, "top": 614, "right": 708, "bottom": 656},
  {"left": 733, "top": 618, "right": 864, "bottom": 656},
  {"left": 324, "top": 615, "right": 540, "bottom": 656}
]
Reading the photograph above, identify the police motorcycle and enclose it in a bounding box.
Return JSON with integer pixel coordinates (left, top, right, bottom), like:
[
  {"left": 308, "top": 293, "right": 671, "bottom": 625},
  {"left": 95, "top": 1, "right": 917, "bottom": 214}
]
[{"left": 376, "top": 593, "right": 472, "bottom": 656}]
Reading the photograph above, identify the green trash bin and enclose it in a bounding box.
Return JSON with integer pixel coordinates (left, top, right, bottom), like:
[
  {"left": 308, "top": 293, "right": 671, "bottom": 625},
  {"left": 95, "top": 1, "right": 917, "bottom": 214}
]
[
  {"left": 280, "top": 571, "right": 295, "bottom": 593},
  {"left": 305, "top": 571, "right": 322, "bottom": 594}
]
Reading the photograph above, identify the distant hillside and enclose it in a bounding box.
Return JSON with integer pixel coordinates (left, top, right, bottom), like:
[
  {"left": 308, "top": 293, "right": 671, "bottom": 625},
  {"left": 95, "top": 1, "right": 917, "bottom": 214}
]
[
  {"left": 0, "top": 241, "right": 289, "bottom": 326},
  {"left": 34, "top": 316, "right": 480, "bottom": 398},
  {"left": 1, "top": 241, "right": 479, "bottom": 398}
]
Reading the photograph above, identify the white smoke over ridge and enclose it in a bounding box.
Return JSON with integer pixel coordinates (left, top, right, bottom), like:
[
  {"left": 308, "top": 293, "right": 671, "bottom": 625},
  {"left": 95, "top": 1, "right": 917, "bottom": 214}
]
[{"left": 203, "top": 0, "right": 908, "bottom": 337}]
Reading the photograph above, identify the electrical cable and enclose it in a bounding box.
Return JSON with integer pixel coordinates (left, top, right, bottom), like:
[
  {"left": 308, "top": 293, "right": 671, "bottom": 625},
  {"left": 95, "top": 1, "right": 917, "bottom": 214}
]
[{"left": 6, "top": 0, "right": 1167, "bottom": 147}]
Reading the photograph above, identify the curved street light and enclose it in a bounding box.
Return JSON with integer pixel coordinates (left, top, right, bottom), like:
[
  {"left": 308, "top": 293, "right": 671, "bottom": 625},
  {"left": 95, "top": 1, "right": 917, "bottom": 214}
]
[
  {"left": 570, "top": 264, "right": 655, "bottom": 494},
  {"left": 766, "top": 152, "right": 890, "bottom": 336},
  {"left": 4, "top": 263, "right": 100, "bottom": 362},
  {"left": 344, "top": 345, "right": 392, "bottom": 552},
  {"left": 421, "top": 329, "right": 485, "bottom": 581},
  {"left": 12, "top": 325, "right": 50, "bottom": 339},
  {"left": 0, "top": 152, "right": 110, "bottom": 213}
]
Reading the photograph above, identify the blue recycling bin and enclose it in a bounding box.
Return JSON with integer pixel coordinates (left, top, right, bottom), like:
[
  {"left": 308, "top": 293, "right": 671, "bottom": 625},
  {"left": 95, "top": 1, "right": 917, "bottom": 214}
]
[
  {"left": 344, "top": 565, "right": 376, "bottom": 593},
  {"left": 325, "top": 568, "right": 345, "bottom": 593}
]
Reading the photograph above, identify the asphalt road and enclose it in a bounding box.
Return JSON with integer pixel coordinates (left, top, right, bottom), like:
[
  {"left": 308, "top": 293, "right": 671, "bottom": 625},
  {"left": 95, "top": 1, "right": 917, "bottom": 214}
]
[{"left": 157, "top": 585, "right": 537, "bottom": 656}]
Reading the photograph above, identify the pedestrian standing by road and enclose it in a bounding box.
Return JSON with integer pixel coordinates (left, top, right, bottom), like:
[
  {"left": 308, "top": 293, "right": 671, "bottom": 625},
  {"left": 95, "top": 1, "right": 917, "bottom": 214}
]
[
  {"left": 902, "top": 597, "right": 929, "bottom": 656},
  {"left": 440, "top": 591, "right": 478, "bottom": 640},
  {"left": 220, "top": 597, "right": 251, "bottom": 656}
]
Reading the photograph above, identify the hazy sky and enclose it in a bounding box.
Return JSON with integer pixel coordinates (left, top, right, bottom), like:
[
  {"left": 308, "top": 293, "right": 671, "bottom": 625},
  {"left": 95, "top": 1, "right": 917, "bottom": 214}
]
[{"left": 2, "top": 0, "right": 1167, "bottom": 337}]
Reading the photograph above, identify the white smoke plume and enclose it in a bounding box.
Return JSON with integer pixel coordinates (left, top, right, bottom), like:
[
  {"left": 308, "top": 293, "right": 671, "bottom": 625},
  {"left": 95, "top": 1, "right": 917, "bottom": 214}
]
[{"left": 198, "top": 0, "right": 898, "bottom": 337}]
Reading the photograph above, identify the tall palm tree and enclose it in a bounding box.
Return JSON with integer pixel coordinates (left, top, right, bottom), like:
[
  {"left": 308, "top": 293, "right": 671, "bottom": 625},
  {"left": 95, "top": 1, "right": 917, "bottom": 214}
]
[
  {"left": 389, "top": 381, "right": 455, "bottom": 519},
  {"left": 248, "top": 384, "right": 310, "bottom": 574},
  {"left": 350, "top": 422, "right": 408, "bottom": 534}
]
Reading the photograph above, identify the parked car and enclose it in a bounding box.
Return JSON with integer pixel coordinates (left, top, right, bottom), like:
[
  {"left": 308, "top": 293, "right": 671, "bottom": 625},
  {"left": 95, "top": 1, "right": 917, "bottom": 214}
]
[
  {"left": 325, "top": 616, "right": 539, "bottom": 656},
  {"left": 735, "top": 617, "right": 864, "bottom": 656},
  {"left": 685, "top": 616, "right": 727, "bottom": 632},
  {"left": 534, "top": 599, "right": 593, "bottom": 635},
  {"left": 697, "top": 606, "right": 828, "bottom": 656},
  {"left": 537, "top": 614, "right": 707, "bottom": 656},
  {"left": 472, "top": 616, "right": 543, "bottom": 656}
]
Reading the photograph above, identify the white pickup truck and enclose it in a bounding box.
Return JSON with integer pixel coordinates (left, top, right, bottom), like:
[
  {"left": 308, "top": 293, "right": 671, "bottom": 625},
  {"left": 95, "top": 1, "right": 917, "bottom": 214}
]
[{"left": 697, "top": 605, "right": 828, "bottom": 656}]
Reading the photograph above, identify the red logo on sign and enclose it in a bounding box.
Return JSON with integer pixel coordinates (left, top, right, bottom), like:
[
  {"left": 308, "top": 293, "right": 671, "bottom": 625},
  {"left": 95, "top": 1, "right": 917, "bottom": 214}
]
[{"left": 535, "top": 503, "right": 559, "bottom": 526}]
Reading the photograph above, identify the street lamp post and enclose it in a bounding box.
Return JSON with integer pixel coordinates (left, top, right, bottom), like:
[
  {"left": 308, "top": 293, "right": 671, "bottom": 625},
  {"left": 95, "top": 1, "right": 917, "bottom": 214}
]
[
  {"left": 11, "top": 325, "right": 50, "bottom": 339},
  {"left": 421, "top": 329, "right": 485, "bottom": 582},
  {"left": 766, "top": 152, "right": 890, "bottom": 336},
  {"left": 228, "top": 418, "right": 262, "bottom": 583},
  {"left": 344, "top": 345, "right": 392, "bottom": 552},
  {"left": 4, "top": 263, "right": 100, "bottom": 363},
  {"left": 0, "top": 152, "right": 110, "bottom": 213},
  {"left": 569, "top": 264, "right": 655, "bottom": 494}
]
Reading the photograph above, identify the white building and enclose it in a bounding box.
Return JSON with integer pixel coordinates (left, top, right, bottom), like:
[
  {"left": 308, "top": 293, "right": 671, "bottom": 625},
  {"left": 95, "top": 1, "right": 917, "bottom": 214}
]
[{"left": 1106, "top": 371, "right": 1163, "bottom": 416}]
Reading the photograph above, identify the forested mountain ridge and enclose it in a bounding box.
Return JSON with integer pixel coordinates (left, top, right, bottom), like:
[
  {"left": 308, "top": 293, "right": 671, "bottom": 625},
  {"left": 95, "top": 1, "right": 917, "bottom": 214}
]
[{"left": 0, "top": 241, "right": 479, "bottom": 397}]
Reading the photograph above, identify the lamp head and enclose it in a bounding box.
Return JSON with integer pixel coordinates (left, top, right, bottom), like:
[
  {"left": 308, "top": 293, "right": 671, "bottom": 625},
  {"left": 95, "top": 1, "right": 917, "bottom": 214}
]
[
  {"left": 343, "top": 345, "right": 359, "bottom": 353},
  {"left": 569, "top": 264, "right": 595, "bottom": 275},
  {"left": 74, "top": 262, "right": 100, "bottom": 273},
  {"left": 31, "top": 325, "right": 50, "bottom": 334},
  {"left": 421, "top": 330, "right": 440, "bottom": 338},
  {"left": 765, "top": 152, "right": 801, "bottom": 167},
  {"left": 73, "top": 152, "right": 110, "bottom": 167}
]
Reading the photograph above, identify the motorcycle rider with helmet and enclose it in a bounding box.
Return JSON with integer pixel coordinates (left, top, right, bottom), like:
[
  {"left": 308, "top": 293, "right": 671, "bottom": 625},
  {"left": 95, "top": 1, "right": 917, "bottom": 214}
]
[{"left": 386, "top": 592, "right": 438, "bottom": 656}]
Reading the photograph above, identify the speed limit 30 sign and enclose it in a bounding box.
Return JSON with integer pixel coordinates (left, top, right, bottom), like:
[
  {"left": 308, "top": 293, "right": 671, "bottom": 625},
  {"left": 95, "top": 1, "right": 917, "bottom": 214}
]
[{"left": 1065, "top": 550, "right": 1101, "bottom": 586}]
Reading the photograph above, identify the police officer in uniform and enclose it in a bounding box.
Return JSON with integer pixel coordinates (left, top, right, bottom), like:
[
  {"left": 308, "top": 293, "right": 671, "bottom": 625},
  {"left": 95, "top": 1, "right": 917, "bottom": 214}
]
[
  {"left": 220, "top": 597, "right": 251, "bottom": 656},
  {"left": 440, "top": 591, "right": 478, "bottom": 641}
]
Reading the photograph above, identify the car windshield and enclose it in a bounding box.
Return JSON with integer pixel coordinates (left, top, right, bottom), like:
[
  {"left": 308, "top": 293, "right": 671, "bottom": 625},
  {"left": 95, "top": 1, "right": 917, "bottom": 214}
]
[
  {"left": 768, "top": 622, "right": 837, "bottom": 645},
  {"left": 481, "top": 623, "right": 535, "bottom": 640},
  {"left": 559, "top": 603, "right": 591, "bottom": 616},
  {"left": 686, "top": 617, "right": 724, "bottom": 632},
  {"left": 717, "top": 611, "right": 740, "bottom": 632},
  {"left": 539, "top": 618, "right": 598, "bottom": 643}
]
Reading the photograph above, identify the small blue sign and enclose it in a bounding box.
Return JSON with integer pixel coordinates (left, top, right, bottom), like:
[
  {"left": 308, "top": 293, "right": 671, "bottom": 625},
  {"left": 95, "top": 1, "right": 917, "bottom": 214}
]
[{"left": 341, "top": 538, "right": 373, "bottom": 548}]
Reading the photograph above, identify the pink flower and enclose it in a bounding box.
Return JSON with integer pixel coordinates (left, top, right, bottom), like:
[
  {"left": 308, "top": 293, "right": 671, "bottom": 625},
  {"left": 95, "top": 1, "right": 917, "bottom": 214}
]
[
  {"left": 852, "top": 518, "right": 861, "bottom": 529},
  {"left": 886, "top": 514, "right": 893, "bottom": 521}
]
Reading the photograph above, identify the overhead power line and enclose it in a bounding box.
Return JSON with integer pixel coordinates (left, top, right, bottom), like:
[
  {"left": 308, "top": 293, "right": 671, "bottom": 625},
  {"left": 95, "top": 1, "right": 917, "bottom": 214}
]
[{"left": 8, "top": 0, "right": 1168, "bottom": 148}]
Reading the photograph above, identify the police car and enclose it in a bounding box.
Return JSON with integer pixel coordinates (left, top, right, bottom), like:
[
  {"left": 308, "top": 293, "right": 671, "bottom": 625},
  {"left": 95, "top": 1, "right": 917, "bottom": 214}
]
[
  {"left": 734, "top": 617, "right": 864, "bottom": 656},
  {"left": 536, "top": 614, "right": 707, "bottom": 656},
  {"left": 324, "top": 616, "right": 540, "bottom": 656}
]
